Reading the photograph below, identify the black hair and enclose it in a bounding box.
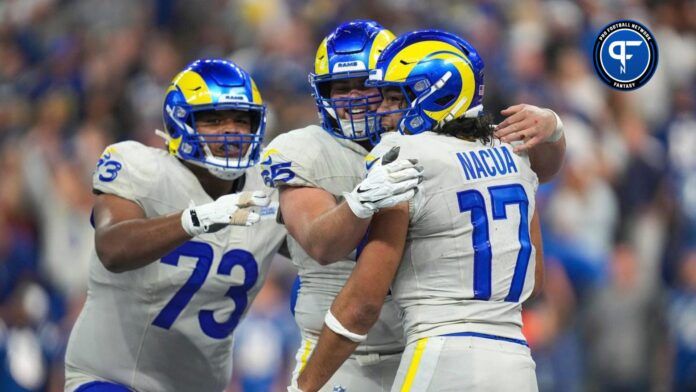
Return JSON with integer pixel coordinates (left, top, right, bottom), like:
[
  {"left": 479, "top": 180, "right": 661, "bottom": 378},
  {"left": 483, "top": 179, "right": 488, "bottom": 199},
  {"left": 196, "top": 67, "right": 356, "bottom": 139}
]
[{"left": 433, "top": 113, "right": 496, "bottom": 145}]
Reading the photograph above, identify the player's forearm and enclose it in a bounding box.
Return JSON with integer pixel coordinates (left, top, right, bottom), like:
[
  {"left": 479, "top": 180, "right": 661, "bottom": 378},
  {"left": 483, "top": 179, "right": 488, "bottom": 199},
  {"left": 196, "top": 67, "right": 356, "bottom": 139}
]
[
  {"left": 529, "top": 134, "right": 565, "bottom": 183},
  {"left": 301, "top": 202, "right": 371, "bottom": 264},
  {"left": 295, "top": 293, "right": 381, "bottom": 391},
  {"left": 298, "top": 266, "right": 389, "bottom": 392},
  {"left": 326, "top": 205, "right": 409, "bottom": 332},
  {"left": 297, "top": 326, "right": 360, "bottom": 392},
  {"left": 95, "top": 212, "right": 191, "bottom": 273},
  {"left": 299, "top": 206, "right": 409, "bottom": 391}
]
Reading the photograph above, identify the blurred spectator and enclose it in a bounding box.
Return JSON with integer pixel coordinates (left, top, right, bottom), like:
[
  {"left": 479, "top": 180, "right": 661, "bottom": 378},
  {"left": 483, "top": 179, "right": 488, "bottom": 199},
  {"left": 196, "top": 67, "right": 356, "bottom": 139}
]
[
  {"left": 667, "top": 250, "right": 696, "bottom": 391},
  {"left": 21, "top": 93, "right": 110, "bottom": 299},
  {"left": 0, "top": 279, "right": 64, "bottom": 392}
]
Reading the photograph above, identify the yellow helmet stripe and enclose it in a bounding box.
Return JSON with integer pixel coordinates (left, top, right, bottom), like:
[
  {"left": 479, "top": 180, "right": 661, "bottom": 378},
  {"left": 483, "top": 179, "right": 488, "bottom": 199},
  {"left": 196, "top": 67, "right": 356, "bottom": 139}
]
[
  {"left": 314, "top": 38, "right": 330, "bottom": 75},
  {"left": 384, "top": 40, "right": 476, "bottom": 121},
  {"left": 424, "top": 52, "right": 476, "bottom": 121},
  {"left": 167, "top": 70, "right": 213, "bottom": 105},
  {"left": 250, "top": 78, "right": 263, "bottom": 104},
  {"left": 368, "top": 29, "right": 396, "bottom": 69}
]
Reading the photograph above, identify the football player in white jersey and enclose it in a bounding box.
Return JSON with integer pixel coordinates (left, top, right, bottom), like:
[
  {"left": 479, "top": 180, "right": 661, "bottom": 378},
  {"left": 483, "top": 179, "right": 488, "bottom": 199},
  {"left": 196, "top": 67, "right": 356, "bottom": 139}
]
[
  {"left": 297, "top": 31, "right": 546, "bottom": 392},
  {"left": 262, "top": 21, "right": 420, "bottom": 392},
  {"left": 64, "top": 59, "right": 288, "bottom": 392},
  {"left": 266, "top": 21, "right": 564, "bottom": 392}
]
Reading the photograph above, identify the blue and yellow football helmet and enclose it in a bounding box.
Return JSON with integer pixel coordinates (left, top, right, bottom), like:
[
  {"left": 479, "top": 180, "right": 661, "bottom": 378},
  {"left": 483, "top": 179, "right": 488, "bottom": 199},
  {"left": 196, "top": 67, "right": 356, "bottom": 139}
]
[
  {"left": 310, "top": 20, "right": 395, "bottom": 142},
  {"left": 160, "top": 59, "right": 266, "bottom": 180},
  {"left": 366, "top": 30, "right": 485, "bottom": 135}
]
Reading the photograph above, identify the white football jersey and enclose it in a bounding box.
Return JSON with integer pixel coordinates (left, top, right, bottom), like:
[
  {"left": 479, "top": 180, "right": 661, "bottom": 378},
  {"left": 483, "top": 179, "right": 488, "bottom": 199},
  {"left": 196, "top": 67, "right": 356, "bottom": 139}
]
[
  {"left": 64, "top": 141, "right": 286, "bottom": 392},
  {"left": 370, "top": 132, "right": 539, "bottom": 345},
  {"left": 261, "top": 125, "right": 404, "bottom": 354}
]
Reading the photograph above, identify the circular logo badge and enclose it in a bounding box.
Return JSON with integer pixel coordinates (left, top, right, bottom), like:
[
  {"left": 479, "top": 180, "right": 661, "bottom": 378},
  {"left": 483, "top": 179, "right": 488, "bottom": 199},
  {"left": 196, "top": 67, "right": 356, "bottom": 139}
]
[{"left": 593, "top": 20, "right": 658, "bottom": 91}]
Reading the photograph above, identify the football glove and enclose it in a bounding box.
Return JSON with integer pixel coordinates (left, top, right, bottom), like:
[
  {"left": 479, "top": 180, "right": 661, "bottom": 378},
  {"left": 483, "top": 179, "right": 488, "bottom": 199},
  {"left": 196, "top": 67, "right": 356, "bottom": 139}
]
[
  {"left": 344, "top": 146, "right": 423, "bottom": 219},
  {"left": 181, "top": 191, "right": 270, "bottom": 236}
]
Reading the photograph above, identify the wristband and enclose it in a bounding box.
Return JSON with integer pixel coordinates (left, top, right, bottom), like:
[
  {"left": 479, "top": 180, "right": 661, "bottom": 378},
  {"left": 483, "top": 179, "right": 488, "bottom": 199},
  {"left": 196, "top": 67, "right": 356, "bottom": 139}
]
[
  {"left": 181, "top": 208, "right": 202, "bottom": 237},
  {"left": 324, "top": 309, "right": 368, "bottom": 343},
  {"left": 545, "top": 110, "right": 564, "bottom": 143}
]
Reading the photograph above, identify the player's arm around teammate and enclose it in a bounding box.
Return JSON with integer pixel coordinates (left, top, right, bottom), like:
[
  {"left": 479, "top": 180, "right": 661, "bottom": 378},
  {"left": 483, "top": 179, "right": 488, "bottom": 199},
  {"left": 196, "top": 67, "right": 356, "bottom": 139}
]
[
  {"left": 495, "top": 104, "right": 566, "bottom": 183},
  {"left": 278, "top": 185, "right": 369, "bottom": 265},
  {"left": 278, "top": 151, "right": 420, "bottom": 265}
]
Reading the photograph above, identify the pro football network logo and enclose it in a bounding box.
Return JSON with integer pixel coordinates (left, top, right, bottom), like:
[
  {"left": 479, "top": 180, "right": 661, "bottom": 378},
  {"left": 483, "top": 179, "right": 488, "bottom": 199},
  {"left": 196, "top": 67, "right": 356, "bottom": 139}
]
[{"left": 593, "top": 20, "right": 658, "bottom": 90}]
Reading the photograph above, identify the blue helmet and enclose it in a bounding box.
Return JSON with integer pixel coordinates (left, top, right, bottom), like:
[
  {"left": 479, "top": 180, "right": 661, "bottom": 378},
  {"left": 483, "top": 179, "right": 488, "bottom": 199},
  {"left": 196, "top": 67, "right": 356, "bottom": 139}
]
[
  {"left": 309, "top": 20, "right": 395, "bottom": 142},
  {"left": 161, "top": 59, "right": 266, "bottom": 180},
  {"left": 366, "top": 30, "right": 485, "bottom": 135}
]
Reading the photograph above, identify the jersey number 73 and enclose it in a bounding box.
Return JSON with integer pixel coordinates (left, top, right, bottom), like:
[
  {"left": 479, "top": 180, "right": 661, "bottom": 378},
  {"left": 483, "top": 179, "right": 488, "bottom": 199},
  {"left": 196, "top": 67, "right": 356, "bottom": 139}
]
[{"left": 151, "top": 241, "right": 258, "bottom": 339}]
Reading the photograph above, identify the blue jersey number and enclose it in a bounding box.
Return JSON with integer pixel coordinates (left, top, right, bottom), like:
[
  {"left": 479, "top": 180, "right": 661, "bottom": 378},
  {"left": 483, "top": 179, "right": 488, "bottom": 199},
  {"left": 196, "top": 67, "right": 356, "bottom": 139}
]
[
  {"left": 261, "top": 158, "right": 296, "bottom": 187},
  {"left": 152, "top": 242, "right": 213, "bottom": 329},
  {"left": 457, "top": 184, "right": 532, "bottom": 302},
  {"left": 96, "top": 152, "right": 122, "bottom": 182},
  {"left": 152, "top": 241, "right": 258, "bottom": 339}
]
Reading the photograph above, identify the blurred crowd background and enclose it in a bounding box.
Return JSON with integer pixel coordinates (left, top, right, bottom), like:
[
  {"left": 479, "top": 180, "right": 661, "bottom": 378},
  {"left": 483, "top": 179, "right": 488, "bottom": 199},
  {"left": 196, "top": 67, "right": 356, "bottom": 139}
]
[{"left": 0, "top": 0, "right": 694, "bottom": 391}]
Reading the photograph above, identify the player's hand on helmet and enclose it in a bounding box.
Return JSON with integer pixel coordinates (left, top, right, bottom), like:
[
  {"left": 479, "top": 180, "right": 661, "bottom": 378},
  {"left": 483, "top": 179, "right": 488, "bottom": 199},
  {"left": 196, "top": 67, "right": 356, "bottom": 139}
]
[
  {"left": 495, "top": 104, "right": 563, "bottom": 153},
  {"left": 181, "top": 191, "right": 270, "bottom": 236},
  {"left": 344, "top": 146, "right": 423, "bottom": 219}
]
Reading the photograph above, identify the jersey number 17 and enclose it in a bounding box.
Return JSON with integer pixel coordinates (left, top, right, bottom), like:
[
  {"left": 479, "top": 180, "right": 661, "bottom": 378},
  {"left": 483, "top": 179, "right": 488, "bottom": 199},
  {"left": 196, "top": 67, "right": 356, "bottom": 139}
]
[{"left": 457, "top": 183, "right": 532, "bottom": 302}]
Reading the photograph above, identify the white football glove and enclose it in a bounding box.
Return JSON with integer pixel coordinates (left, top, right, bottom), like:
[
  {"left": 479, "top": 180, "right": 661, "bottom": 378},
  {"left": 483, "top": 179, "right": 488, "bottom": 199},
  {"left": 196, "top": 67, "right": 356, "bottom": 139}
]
[
  {"left": 181, "top": 191, "right": 270, "bottom": 236},
  {"left": 344, "top": 147, "right": 423, "bottom": 219}
]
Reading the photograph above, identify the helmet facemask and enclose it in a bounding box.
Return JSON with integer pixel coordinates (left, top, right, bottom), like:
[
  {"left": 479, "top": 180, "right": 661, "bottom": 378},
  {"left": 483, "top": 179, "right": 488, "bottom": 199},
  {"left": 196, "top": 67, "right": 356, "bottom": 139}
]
[
  {"left": 310, "top": 72, "right": 383, "bottom": 144},
  {"left": 160, "top": 59, "right": 267, "bottom": 181},
  {"left": 162, "top": 101, "right": 266, "bottom": 181}
]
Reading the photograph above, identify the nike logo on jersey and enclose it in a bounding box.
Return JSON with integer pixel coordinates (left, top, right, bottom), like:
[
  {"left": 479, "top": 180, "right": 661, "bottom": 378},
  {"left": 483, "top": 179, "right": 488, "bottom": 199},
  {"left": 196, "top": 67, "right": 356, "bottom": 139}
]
[{"left": 365, "top": 157, "right": 379, "bottom": 171}]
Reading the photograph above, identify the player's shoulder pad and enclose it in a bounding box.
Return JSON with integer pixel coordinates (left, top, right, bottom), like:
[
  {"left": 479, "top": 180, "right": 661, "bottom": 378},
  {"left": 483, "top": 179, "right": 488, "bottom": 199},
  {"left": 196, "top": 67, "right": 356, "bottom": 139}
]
[
  {"left": 93, "top": 140, "right": 165, "bottom": 200},
  {"left": 506, "top": 140, "right": 532, "bottom": 168},
  {"left": 260, "top": 125, "right": 329, "bottom": 188},
  {"left": 498, "top": 139, "right": 538, "bottom": 189},
  {"left": 365, "top": 132, "right": 410, "bottom": 172}
]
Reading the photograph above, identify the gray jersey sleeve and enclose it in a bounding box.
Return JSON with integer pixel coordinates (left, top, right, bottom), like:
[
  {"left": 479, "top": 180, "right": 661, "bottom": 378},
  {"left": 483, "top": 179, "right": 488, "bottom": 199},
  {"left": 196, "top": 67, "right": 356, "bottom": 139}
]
[
  {"left": 92, "top": 141, "right": 161, "bottom": 209},
  {"left": 260, "top": 128, "right": 323, "bottom": 188}
]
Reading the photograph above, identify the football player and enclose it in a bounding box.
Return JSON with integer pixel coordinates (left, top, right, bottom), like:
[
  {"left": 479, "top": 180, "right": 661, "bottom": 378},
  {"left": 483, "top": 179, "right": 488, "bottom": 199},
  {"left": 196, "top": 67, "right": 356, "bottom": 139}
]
[
  {"left": 265, "top": 21, "right": 564, "bottom": 392},
  {"left": 297, "top": 30, "right": 545, "bottom": 391},
  {"left": 262, "top": 21, "right": 418, "bottom": 392},
  {"left": 64, "top": 59, "right": 287, "bottom": 392}
]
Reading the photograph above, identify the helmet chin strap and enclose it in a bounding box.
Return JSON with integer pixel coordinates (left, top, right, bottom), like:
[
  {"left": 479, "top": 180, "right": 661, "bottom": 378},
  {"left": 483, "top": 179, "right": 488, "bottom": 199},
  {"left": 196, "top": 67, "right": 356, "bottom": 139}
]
[
  {"left": 339, "top": 117, "right": 367, "bottom": 138},
  {"left": 324, "top": 99, "right": 370, "bottom": 140},
  {"left": 156, "top": 128, "right": 249, "bottom": 181},
  {"left": 200, "top": 141, "right": 249, "bottom": 180},
  {"left": 207, "top": 165, "right": 245, "bottom": 181}
]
